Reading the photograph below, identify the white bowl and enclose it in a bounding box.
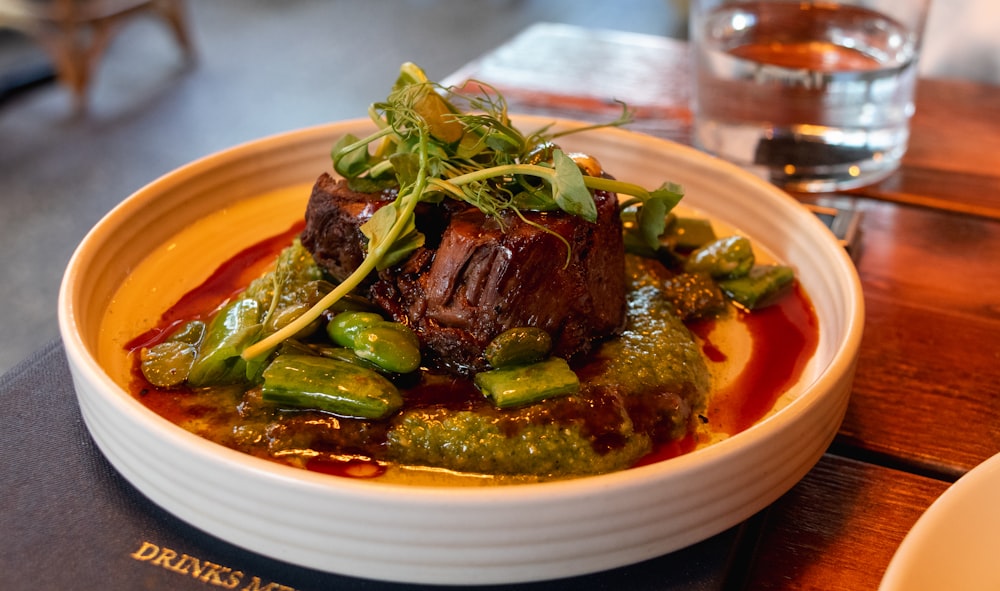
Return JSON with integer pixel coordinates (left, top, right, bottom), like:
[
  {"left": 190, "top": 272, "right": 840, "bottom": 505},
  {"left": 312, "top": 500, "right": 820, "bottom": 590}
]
[{"left": 58, "top": 117, "right": 864, "bottom": 585}]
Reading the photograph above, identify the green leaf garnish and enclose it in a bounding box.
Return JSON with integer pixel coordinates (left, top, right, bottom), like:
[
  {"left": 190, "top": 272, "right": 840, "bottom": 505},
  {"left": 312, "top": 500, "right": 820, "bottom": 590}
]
[
  {"left": 330, "top": 134, "right": 373, "bottom": 178},
  {"left": 241, "top": 62, "right": 685, "bottom": 361},
  {"left": 551, "top": 149, "right": 598, "bottom": 222},
  {"left": 360, "top": 203, "right": 425, "bottom": 270}
]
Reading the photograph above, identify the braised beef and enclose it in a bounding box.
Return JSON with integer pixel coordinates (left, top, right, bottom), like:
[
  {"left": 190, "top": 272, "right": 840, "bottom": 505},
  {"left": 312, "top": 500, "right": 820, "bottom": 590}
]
[
  {"left": 300, "top": 173, "right": 396, "bottom": 283},
  {"left": 300, "top": 173, "right": 463, "bottom": 283},
  {"left": 300, "top": 173, "right": 627, "bottom": 375}
]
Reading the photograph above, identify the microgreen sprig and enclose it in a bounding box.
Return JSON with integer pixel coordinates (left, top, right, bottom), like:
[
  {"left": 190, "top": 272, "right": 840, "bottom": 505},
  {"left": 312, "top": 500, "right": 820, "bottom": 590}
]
[{"left": 241, "top": 62, "right": 683, "bottom": 361}]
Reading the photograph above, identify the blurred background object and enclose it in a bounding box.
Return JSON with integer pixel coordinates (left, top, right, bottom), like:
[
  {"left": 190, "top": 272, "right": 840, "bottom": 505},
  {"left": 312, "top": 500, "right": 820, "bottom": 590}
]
[
  {"left": 0, "top": 0, "right": 193, "bottom": 110},
  {"left": 919, "top": 0, "right": 999, "bottom": 85}
]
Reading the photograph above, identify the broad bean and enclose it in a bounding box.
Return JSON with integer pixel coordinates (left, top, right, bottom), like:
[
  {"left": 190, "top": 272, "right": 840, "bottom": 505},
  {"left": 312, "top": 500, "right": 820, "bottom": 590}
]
[
  {"left": 484, "top": 327, "right": 552, "bottom": 368},
  {"left": 326, "top": 311, "right": 385, "bottom": 348},
  {"left": 353, "top": 322, "right": 422, "bottom": 374},
  {"left": 327, "top": 312, "right": 422, "bottom": 374},
  {"left": 684, "top": 235, "right": 755, "bottom": 279}
]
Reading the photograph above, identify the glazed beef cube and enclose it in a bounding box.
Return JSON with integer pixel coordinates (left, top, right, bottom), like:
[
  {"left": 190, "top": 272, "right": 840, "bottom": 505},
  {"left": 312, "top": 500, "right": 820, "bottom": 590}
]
[
  {"left": 300, "top": 173, "right": 627, "bottom": 375},
  {"left": 300, "top": 173, "right": 459, "bottom": 283},
  {"left": 299, "top": 173, "right": 396, "bottom": 283}
]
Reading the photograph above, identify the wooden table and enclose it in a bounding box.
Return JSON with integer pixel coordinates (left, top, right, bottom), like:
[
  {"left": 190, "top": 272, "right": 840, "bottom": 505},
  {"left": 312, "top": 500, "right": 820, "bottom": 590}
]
[
  {"left": 446, "top": 23, "right": 1000, "bottom": 590},
  {"left": 3, "top": 22, "right": 998, "bottom": 591}
]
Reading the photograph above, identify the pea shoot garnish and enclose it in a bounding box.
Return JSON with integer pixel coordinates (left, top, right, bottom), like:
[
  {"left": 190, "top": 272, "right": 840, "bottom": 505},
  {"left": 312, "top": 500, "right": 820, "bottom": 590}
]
[{"left": 241, "top": 62, "right": 683, "bottom": 361}]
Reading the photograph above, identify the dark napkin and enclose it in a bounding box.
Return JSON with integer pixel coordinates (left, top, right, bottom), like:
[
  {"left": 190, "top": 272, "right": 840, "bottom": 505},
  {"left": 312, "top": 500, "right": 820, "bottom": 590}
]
[{"left": 0, "top": 341, "right": 735, "bottom": 590}]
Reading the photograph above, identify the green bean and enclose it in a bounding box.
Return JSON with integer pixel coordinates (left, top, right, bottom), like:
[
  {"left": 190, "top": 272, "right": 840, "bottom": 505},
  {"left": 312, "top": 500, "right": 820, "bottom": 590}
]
[
  {"left": 353, "top": 322, "right": 422, "bottom": 374},
  {"left": 326, "top": 311, "right": 385, "bottom": 348},
  {"left": 274, "top": 339, "right": 318, "bottom": 357},
  {"left": 261, "top": 354, "right": 403, "bottom": 419},
  {"left": 313, "top": 345, "right": 387, "bottom": 374},
  {"left": 474, "top": 357, "right": 580, "bottom": 408},
  {"left": 266, "top": 301, "right": 321, "bottom": 338},
  {"left": 666, "top": 216, "right": 717, "bottom": 251},
  {"left": 326, "top": 311, "right": 422, "bottom": 374},
  {"left": 684, "top": 235, "right": 755, "bottom": 279},
  {"left": 719, "top": 264, "right": 796, "bottom": 310},
  {"left": 187, "top": 298, "right": 263, "bottom": 387},
  {"left": 484, "top": 327, "right": 552, "bottom": 368}
]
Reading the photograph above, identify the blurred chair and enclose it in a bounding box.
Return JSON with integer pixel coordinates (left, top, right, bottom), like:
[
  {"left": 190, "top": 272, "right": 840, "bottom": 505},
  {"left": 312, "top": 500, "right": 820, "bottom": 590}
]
[{"left": 0, "top": 0, "right": 194, "bottom": 110}]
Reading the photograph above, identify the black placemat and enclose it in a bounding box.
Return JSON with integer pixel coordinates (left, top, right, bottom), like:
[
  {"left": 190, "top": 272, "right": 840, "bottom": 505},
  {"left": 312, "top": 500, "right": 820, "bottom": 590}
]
[{"left": 1, "top": 341, "right": 734, "bottom": 590}]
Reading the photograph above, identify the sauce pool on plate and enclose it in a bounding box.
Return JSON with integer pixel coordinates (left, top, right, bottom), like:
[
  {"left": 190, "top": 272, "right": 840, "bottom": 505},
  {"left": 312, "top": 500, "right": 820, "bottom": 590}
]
[{"left": 122, "top": 221, "right": 819, "bottom": 483}]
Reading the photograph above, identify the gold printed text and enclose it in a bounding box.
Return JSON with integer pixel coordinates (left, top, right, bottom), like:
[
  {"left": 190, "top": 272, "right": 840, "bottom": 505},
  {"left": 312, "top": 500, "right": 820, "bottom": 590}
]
[{"left": 130, "top": 541, "right": 297, "bottom": 591}]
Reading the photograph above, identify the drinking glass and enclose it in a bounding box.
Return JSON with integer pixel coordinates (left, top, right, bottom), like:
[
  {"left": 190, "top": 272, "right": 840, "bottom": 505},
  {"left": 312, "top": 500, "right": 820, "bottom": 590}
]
[{"left": 690, "top": 0, "right": 931, "bottom": 192}]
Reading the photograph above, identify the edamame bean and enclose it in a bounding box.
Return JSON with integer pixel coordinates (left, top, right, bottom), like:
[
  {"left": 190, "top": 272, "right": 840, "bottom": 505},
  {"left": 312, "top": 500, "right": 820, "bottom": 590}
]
[
  {"left": 484, "top": 327, "right": 552, "bottom": 368},
  {"left": 326, "top": 311, "right": 385, "bottom": 348},
  {"left": 353, "top": 322, "right": 421, "bottom": 374},
  {"left": 684, "top": 235, "right": 755, "bottom": 279}
]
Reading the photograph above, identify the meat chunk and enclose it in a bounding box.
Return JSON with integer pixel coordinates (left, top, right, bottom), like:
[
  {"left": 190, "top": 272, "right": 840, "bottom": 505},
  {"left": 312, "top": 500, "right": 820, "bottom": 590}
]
[
  {"left": 301, "top": 173, "right": 627, "bottom": 375},
  {"left": 300, "top": 173, "right": 397, "bottom": 283}
]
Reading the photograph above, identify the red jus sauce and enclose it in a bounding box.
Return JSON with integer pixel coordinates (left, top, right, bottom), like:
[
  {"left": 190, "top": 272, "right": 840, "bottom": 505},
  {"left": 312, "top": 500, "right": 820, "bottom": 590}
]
[{"left": 126, "top": 223, "right": 820, "bottom": 478}]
